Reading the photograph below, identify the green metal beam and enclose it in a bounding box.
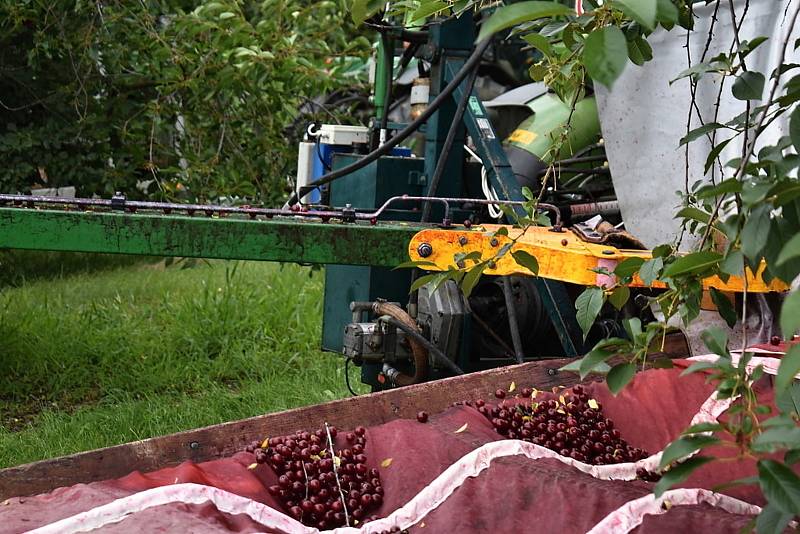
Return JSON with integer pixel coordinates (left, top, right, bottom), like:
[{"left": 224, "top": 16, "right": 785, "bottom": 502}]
[{"left": 0, "top": 208, "right": 420, "bottom": 267}]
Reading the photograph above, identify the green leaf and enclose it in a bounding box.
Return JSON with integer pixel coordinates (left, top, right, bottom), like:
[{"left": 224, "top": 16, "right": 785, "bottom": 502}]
[
  {"left": 757, "top": 459, "right": 800, "bottom": 514},
  {"left": 615, "top": 0, "right": 657, "bottom": 30},
  {"left": 777, "top": 233, "right": 800, "bottom": 265},
  {"left": 352, "top": 0, "right": 386, "bottom": 24},
  {"left": 614, "top": 257, "right": 645, "bottom": 278},
  {"left": 522, "top": 33, "right": 553, "bottom": 56},
  {"left": 675, "top": 206, "right": 711, "bottom": 224},
  {"left": 679, "top": 122, "right": 728, "bottom": 146},
  {"left": 790, "top": 106, "right": 800, "bottom": 154},
  {"left": 721, "top": 250, "right": 745, "bottom": 276},
  {"left": 776, "top": 344, "right": 800, "bottom": 392},
  {"left": 701, "top": 326, "right": 729, "bottom": 357},
  {"left": 578, "top": 347, "right": 616, "bottom": 378},
  {"left": 755, "top": 503, "right": 794, "bottom": 534},
  {"left": 411, "top": 0, "right": 449, "bottom": 20},
  {"left": 659, "top": 436, "right": 720, "bottom": 469},
  {"left": 654, "top": 456, "right": 714, "bottom": 497},
  {"left": 575, "top": 286, "right": 605, "bottom": 339},
  {"left": 732, "top": 71, "right": 766, "bottom": 101},
  {"left": 607, "top": 362, "right": 636, "bottom": 394},
  {"left": 511, "top": 250, "right": 539, "bottom": 276},
  {"left": 776, "top": 382, "right": 800, "bottom": 416},
  {"left": 583, "top": 25, "right": 629, "bottom": 89},
  {"left": 394, "top": 260, "right": 438, "bottom": 270},
  {"left": 460, "top": 263, "right": 487, "bottom": 298},
  {"left": 476, "top": 1, "right": 572, "bottom": 42},
  {"left": 608, "top": 285, "right": 630, "bottom": 311},
  {"left": 639, "top": 257, "right": 663, "bottom": 286},
  {"left": 626, "top": 36, "right": 653, "bottom": 66},
  {"left": 654, "top": 0, "right": 678, "bottom": 25},
  {"left": 410, "top": 273, "right": 440, "bottom": 293},
  {"left": 696, "top": 178, "right": 742, "bottom": 200},
  {"left": 753, "top": 426, "right": 800, "bottom": 453},
  {"left": 709, "top": 287, "right": 737, "bottom": 328},
  {"left": 662, "top": 251, "right": 722, "bottom": 278},
  {"left": 560, "top": 358, "right": 611, "bottom": 375},
  {"left": 681, "top": 359, "right": 722, "bottom": 376},
  {"left": 740, "top": 204, "right": 771, "bottom": 262},
  {"left": 219, "top": 11, "right": 237, "bottom": 20},
  {"left": 704, "top": 139, "right": 733, "bottom": 175},
  {"left": 781, "top": 291, "right": 800, "bottom": 341}
]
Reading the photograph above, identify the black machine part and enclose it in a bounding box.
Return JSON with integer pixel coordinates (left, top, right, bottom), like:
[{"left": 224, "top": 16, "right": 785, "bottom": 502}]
[
  {"left": 416, "top": 280, "right": 468, "bottom": 362},
  {"left": 342, "top": 276, "right": 559, "bottom": 387}
]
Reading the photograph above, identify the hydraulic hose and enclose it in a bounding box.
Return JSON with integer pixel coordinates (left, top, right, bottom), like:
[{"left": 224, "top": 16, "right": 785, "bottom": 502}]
[
  {"left": 373, "top": 301, "right": 429, "bottom": 385},
  {"left": 287, "top": 38, "right": 492, "bottom": 206},
  {"left": 377, "top": 312, "right": 465, "bottom": 378}
]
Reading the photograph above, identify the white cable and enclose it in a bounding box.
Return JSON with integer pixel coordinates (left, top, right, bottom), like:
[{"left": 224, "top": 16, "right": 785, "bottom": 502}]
[{"left": 463, "top": 145, "right": 502, "bottom": 219}]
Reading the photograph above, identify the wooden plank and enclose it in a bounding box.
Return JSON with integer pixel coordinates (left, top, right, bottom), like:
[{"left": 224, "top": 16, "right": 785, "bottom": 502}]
[{"left": 0, "top": 358, "right": 577, "bottom": 500}]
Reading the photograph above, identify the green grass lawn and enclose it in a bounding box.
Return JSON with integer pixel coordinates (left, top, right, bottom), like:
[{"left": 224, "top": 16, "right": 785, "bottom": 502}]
[{"left": 0, "top": 252, "right": 366, "bottom": 468}]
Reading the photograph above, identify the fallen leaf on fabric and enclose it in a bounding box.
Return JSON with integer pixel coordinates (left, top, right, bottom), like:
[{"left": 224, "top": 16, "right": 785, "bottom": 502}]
[
  {"left": 455, "top": 423, "right": 469, "bottom": 433},
  {"left": 381, "top": 458, "right": 393, "bottom": 468}
]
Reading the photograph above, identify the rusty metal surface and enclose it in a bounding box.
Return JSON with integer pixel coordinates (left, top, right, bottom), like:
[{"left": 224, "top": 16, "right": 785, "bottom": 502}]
[{"left": 0, "top": 207, "right": 419, "bottom": 267}]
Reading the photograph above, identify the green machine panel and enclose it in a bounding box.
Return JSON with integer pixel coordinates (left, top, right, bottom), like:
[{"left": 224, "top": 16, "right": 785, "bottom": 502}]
[{"left": 322, "top": 154, "right": 426, "bottom": 354}]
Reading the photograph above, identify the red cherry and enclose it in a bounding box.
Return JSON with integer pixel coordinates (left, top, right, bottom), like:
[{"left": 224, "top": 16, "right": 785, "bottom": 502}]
[
  {"left": 354, "top": 426, "right": 366, "bottom": 437},
  {"left": 416, "top": 411, "right": 429, "bottom": 423},
  {"left": 495, "top": 389, "right": 506, "bottom": 399}
]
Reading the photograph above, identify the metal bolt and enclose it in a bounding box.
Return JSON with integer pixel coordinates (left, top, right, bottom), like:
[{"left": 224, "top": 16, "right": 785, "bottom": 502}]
[
  {"left": 488, "top": 260, "right": 497, "bottom": 269},
  {"left": 458, "top": 236, "right": 468, "bottom": 246},
  {"left": 602, "top": 250, "right": 615, "bottom": 255},
  {"left": 547, "top": 368, "right": 557, "bottom": 376},
  {"left": 189, "top": 441, "right": 200, "bottom": 450},
  {"left": 490, "top": 237, "right": 499, "bottom": 247},
  {"left": 417, "top": 242, "right": 433, "bottom": 258}
]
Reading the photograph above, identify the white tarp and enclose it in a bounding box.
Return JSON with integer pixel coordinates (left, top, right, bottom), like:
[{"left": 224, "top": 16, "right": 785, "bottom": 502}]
[{"left": 596, "top": 0, "right": 799, "bottom": 248}]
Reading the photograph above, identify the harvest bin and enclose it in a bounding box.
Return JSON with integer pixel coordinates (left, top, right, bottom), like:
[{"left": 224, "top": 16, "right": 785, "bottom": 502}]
[{"left": 0, "top": 353, "right": 786, "bottom": 533}]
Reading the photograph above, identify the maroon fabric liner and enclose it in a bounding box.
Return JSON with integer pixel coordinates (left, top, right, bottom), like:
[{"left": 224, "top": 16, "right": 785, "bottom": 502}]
[{"left": 0, "top": 366, "right": 782, "bottom": 533}]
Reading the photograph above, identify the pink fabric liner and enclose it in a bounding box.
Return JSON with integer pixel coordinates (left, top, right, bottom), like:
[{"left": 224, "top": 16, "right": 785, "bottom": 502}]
[{"left": 23, "top": 349, "right": 793, "bottom": 534}]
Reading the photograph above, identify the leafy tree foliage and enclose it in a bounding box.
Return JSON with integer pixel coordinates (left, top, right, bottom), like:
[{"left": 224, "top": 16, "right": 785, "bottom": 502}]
[{"left": 0, "top": 0, "right": 370, "bottom": 204}]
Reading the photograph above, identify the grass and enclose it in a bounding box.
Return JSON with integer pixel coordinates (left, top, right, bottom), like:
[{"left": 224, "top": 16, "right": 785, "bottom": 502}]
[{"left": 0, "top": 252, "right": 366, "bottom": 468}]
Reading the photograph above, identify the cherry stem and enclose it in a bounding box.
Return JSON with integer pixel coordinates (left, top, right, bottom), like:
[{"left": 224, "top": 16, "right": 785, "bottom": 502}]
[{"left": 325, "top": 422, "right": 350, "bottom": 527}]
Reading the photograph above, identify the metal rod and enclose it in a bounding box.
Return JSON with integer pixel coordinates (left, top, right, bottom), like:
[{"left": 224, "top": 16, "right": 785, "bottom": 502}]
[
  {"left": 0, "top": 193, "right": 562, "bottom": 228},
  {"left": 502, "top": 277, "right": 525, "bottom": 364}
]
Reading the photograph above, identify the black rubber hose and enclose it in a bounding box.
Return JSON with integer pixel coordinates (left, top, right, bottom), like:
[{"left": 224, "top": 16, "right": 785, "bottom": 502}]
[
  {"left": 420, "top": 61, "right": 480, "bottom": 223},
  {"left": 502, "top": 277, "right": 525, "bottom": 364},
  {"left": 287, "top": 38, "right": 492, "bottom": 205},
  {"left": 382, "top": 316, "right": 465, "bottom": 376},
  {"left": 380, "top": 32, "right": 393, "bottom": 133}
]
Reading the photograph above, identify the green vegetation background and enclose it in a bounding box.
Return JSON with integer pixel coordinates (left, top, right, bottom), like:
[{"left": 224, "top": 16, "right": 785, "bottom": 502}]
[{"left": 0, "top": 253, "right": 366, "bottom": 468}]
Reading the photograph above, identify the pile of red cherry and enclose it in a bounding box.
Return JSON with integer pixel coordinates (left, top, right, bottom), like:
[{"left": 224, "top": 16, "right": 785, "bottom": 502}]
[
  {"left": 476, "top": 384, "right": 650, "bottom": 466},
  {"left": 245, "top": 425, "right": 384, "bottom": 529}
]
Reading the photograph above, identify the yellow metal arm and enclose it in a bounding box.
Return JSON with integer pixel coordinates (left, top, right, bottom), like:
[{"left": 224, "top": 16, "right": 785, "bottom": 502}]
[{"left": 408, "top": 224, "right": 788, "bottom": 293}]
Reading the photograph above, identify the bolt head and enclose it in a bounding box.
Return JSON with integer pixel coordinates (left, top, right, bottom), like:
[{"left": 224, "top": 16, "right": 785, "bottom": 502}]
[
  {"left": 459, "top": 236, "right": 468, "bottom": 246},
  {"left": 417, "top": 242, "right": 433, "bottom": 258},
  {"left": 490, "top": 238, "right": 499, "bottom": 247}
]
